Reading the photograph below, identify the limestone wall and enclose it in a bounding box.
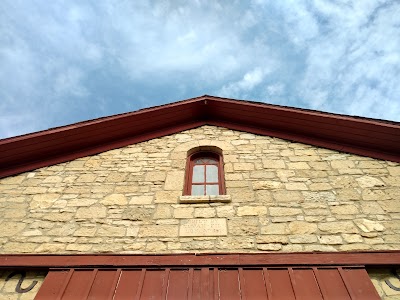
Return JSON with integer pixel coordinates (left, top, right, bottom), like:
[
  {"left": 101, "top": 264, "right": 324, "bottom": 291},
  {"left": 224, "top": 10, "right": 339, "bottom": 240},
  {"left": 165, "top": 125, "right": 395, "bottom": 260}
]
[{"left": 0, "top": 125, "right": 399, "bottom": 253}]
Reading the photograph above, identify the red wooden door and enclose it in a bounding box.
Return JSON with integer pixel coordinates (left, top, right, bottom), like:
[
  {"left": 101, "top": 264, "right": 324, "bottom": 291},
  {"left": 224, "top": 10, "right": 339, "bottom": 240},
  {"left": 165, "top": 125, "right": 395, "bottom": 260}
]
[{"left": 34, "top": 266, "right": 380, "bottom": 299}]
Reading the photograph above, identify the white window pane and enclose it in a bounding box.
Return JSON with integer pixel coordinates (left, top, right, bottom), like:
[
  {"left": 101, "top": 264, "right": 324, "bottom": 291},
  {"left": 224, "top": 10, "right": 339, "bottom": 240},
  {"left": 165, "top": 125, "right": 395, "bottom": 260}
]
[
  {"left": 192, "top": 185, "right": 204, "bottom": 195},
  {"left": 206, "top": 185, "right": 219, "bottom": 195},
  {"left": 192, "top": 165, "right": 204, "bottom": 183},
  {"left": 206, "top": 165, "right": 218, "bottom": 183}
]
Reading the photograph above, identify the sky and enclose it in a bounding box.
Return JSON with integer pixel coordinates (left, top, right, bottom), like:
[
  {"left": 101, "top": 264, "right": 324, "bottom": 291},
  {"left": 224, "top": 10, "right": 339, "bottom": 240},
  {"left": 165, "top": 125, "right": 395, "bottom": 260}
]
[{"left": 1, "top": 0, "right": 400, "bottom": 139}]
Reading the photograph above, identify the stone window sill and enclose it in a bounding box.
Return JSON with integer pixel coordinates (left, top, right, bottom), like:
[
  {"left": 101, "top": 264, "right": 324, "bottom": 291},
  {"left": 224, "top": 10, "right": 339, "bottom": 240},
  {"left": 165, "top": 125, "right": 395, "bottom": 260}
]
[{"left": 179, "top": 195, "right": 231, "bottom": 204}]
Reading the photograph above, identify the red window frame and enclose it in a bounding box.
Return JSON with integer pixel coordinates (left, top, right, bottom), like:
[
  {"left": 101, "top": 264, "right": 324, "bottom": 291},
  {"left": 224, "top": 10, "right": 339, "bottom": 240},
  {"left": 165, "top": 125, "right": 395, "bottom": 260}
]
[{"left": 184, "top": 151, "right": 225, "bottom": 196}]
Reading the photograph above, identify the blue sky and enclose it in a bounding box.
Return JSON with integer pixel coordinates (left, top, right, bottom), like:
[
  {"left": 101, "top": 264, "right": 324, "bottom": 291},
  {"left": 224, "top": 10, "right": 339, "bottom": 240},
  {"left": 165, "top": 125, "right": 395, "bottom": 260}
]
[{"left": 1, "top": 0, "right": 399, "bottom": 139}]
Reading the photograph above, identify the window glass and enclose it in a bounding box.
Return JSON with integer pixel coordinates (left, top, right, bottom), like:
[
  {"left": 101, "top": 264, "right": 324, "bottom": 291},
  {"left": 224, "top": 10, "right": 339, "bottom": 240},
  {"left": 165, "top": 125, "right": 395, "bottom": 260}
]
[
  {"left": 191, "top": 185, "right": 204, "bottom": 196},
  {"left": 206, "top": 185, "right": 219, "bottom": 195},
  {"left": 206, "top": 165, "right": 218, "bottom": 183},
  {"left": 192, "top": 165, "right": 204, "bottom": 183}
]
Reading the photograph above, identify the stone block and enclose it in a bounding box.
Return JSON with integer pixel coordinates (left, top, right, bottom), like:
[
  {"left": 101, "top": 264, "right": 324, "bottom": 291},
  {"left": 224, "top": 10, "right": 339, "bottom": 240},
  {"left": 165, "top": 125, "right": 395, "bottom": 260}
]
[
  {"left": 237, "top": 206, "right": 267, "bottom": 216},
  {"left": 260, "top": 223, "right": 289, "bottom": 235},
  {"left": 319, "top": 221, "right": 358, "bottom": 233},
  {"left": 164, "top": 171, "right": 184, "bottom": 190},
  {"left": 269, "top": 207, "right": 302, "bottom": 216},
  {"left": 262, "top": 159, "right": 285, "bottom": 169},
  {"left": 76, "top": 206, "right": 106, "bottom": 219},
  {"left": 252, "top": 181, "right": 282, "bottom": 190},
  {"left": 101, "top": 194, "right": 128, "bottom": 205},
  {"left": 288, "top": 221, "right": 317, "bottom": 234}
]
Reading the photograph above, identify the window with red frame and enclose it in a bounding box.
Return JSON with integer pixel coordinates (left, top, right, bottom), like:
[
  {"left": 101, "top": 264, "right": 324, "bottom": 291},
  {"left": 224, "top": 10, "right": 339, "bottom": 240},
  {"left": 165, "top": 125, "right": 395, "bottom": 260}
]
[{"left": 184, "top": 152, "right": 225, "bottom": 196}]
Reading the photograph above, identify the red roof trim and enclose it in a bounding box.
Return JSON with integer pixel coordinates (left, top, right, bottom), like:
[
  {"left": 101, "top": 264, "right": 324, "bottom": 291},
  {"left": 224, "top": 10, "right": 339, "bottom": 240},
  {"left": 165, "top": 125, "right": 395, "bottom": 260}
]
[
  {"left": 1, "top": 95, "right": 399, "bottom": 178},
  {"left": 0, "top": 251, "right": 399, "bottom": 268}
]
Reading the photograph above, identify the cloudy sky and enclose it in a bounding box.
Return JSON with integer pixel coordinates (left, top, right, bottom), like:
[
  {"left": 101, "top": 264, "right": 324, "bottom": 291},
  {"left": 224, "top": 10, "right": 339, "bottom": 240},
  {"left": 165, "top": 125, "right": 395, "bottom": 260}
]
[{"left": 1, "top": 0, "right": 399, "bottom": 138}]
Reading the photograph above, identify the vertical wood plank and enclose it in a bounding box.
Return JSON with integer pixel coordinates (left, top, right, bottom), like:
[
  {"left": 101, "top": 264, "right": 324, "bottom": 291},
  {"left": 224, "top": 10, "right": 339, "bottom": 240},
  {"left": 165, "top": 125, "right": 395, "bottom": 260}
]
[
  {"left": 315, "top": 268, "right": 351, "bottom": 300},
  {"left": 266, "top": 269, "right": 295, "bottom": 300},
  {"left": 218, "top": 269, "right": 241, "bottom": 300},
  {"left": 289, "top": 268, "right": 323, "bottom": 300},
  {"left": 339, "top": 267, "right": 381, "bottom": 300},
  {"left": 113, "top": 269, "right": 143, "bottom": 300},
  {"left": 34, "top": 269, "right": 71, "bottom": 300},
  {"left": 241, "top": 269, "right": 268, "bottom": 300},
  {"left": 166, "top": 269, "right": 189, "bottom": 300}
]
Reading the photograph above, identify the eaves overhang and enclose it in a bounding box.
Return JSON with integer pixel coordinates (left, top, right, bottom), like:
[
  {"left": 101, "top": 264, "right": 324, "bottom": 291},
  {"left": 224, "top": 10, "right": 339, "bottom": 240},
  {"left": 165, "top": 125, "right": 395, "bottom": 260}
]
[{"left": 1, "top": 95, "right": 399, "bottom": 178}]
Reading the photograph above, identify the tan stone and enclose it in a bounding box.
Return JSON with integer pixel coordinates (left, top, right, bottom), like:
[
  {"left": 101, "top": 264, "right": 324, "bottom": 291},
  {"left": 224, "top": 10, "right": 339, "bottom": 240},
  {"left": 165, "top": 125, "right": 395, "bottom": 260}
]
[
  {"left": 35, "top": 243, "right": 65, "bottom": 252},
  {"left": 164, "top": 171, "right": 184, "bottom": 190},
  {"left": 360, "top": 202, "right": 384, "bottom": 214},
  {"left": 318, "top": 235, "right": 343, "bottom": 244},
  {"left": 30, "top": 193, "right": 60, "bottom": 209},
  {"left": 153, "top": 205, "right": 172, "bottom": 219},
  {"left": 262, "top": 159, "right": 285, "bottom": 169},
  {"left": 228, "top": 188, "right": 255, "bottom": 202},
  {"left": 269, "top": 207, "right": 302, "bottom": 216},
  {"left": 76, "top": 206, "right": 106, "bottom": 218},
  {"left": 97, "top": 225, "right": 126, "bottom": 237},
  {"left": 354, "top": 219, "right": 385, "bottom": 232},
  {"left": 309, "top": 183, "right": 332, "bottom": 191},
  {"left": 330, "top": 205, "right": 359, "bottom": 215},
  {"left": 155, "top": 191, "right": 181, "bottom": 203},
  {"left": 330, "top": 160, "right": 355, "bottom": 169},
  {"left": 261, "top": 223, "right": 289, "bottom": 235},
  {"left": 43, "top": 212, "right": 74, "bottom": 222},
  {"left": 273, "top": 191, "right": 303, "bottom": 202},
  {"left": 288, "top": 221, "right": 317, "bottom": 234},
  {"left": 145, "top": 171, "right": 166, "bottom": 182},
  {"left": 289, "top": 234, "right": 318, "bottom": 244},
  {"left": 67, "top": 198, "right": 97, "bottom": 207},
  {"left": 3, "top": 242, "right": 37, "bottom": 252},
  {"left": 257, "top": 235, "right": 288, "bottom": 244},
  {"left": 287, "top": 162, "right": 310, "bottom": 169},
  {"left": 285, "top": 183, "right": 308, "bottom": 191},
  {"left": 319, "top": 222, "right": 358, "bottom": 233},
  {"left": 174, "top": 207, "right": 194, "bottom": 218},
  {"left": 237, "top": 206, "right": 267, "bottom": 216},
  {"left": 129, "top": 195, "right": 153, "bottom": 205},
  {"left": 122, "top": 207, "right": 153, "bottom": 221},
  {"left": 356, "top": 176, "right": 385, "bottom": 188},
  {"left": 139, "top": 225, "right": 178, "bottom": 237},
  {"left": 105, "top": 172, "right": 128, "bottom": 182},
  {"left": 1, "top": 222, "right": 26, "bottom": 237},
  {"left": 302, "top": 191, "right": 335, "bottom": 202},
  {"left": 252, "top": 181, "right": 282, "bottom": 190},
  {"left": 378, "top": 200, "right": 400, "bottom": 213},
  {"left": 76, "top": 174, "right": 97, "bottom": 183},
  {"left": 342, "top": 234, "right": 363, "bottom": 243},
  {"left": 216, "top": 206, "right": 235, "bottom": 217},
  {"left": 229, "top": 218, "right": 259, "bottom": 236},
  {"left": 101, "top": 194, "right": 128, "bottom": 205},
  {"left": 66, "top": 244, "right": 92, "bottom": 251},
  {"left": 127, "top": 227, "right": 139, "bottom": 237},
  {"left": 233, "top": 163, "right": 254, "bottom": 171},
  {"left": 387, "top": 166, "right": 400, "bottom": 176},
  {"left": 74, "top": 227, "right": 97, "bottom": 237},
  {"left": 257, "top": 244, "right": 282, "bottom": 251},
  {"left": 194, "top": 208, "right": 216, "bottom": 218},
  {"left": 304, "top": 245, "right": 337, "bottom": 252}
]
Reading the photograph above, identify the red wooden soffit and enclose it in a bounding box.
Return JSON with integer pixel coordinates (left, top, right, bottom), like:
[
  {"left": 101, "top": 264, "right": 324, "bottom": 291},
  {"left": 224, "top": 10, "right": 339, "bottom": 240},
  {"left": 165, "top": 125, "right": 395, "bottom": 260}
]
[{"left": 0, "top": 251, "right": 399, "bottom": 268}]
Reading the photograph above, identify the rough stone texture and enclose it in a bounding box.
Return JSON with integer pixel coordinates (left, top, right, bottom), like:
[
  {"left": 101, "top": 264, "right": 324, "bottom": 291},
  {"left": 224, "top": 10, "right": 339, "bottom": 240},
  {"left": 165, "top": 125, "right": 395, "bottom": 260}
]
[
  {"left": 0, "top": 125, "right": 399, "bottom": 254},
  {"left": 368, "top": 268, "right": 400, "bottom": 299}
]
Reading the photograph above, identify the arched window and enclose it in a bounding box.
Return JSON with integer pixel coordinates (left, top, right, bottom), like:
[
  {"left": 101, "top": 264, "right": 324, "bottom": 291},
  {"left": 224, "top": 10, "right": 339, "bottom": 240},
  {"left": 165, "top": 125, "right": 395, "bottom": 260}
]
[{"left": 184, "top": 151, "right": 225, "bottom": 196}]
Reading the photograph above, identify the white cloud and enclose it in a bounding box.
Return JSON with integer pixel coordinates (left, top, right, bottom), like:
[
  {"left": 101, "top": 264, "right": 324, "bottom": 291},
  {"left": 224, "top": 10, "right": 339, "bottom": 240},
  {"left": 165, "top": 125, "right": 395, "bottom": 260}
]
[{"left": 0, "top": 0, "right": 399, "bottom": 138}]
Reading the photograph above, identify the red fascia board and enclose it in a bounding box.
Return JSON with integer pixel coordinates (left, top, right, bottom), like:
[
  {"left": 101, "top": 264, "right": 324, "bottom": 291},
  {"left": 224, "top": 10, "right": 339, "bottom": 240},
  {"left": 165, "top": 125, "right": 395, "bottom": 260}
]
[
  {"left": 0, "top": 121, "right": 205, "bottom": 178},
  {"left": 0, "top": 96, "right": 399, "bottom": 178},
  {"left": 208, "top": 100, "right": 400, "bottom": 140},
  {"left": 208, "top": 120, "right": 399, "bottom": 162},
  {"left": 0, "top": 105, "right": 201, "bottom": 163},
  {"left": 0, "top": 251, "right": 399, "bottom": 268},
  {"left": 211, "top": 109, "right": 399, "bottom": 152},
  {"left": 0, "top": 101, "right": 203, "bottom": 156}
]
